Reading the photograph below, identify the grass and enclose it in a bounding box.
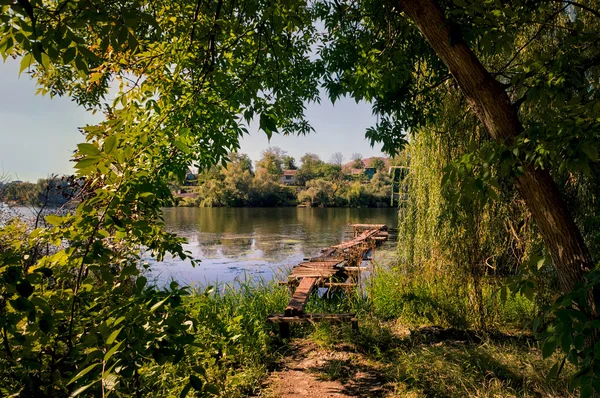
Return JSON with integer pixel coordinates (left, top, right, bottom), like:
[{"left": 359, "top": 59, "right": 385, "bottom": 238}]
[
  {"left": 295, "top": 256, "right": 575, "bottom": 397},
  {"left": 301, "top": 317, "right": 575, "bottom": 398},
  {"left": 137, "top": 256, "right": 575, "bottom": 397},
  {"left": 139, "top": 277, "right": 290, "bottom": 397}
]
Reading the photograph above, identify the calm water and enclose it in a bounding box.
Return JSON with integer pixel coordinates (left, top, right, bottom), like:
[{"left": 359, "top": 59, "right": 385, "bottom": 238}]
[
  {"left": 151, "top": 207, "right": 398, "bottom": 286},
  {"left": 3, "top": 205, "right": 398, "bottom": 286}
]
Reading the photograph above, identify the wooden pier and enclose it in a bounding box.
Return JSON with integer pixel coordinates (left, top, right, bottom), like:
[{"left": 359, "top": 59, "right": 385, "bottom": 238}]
[{"left": 267, "top": 224, "right": 389, "bottom": 337}]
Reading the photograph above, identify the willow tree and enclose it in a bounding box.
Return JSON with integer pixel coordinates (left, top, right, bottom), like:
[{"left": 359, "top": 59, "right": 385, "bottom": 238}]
[{"left": 315, "top": 0, "right": 600, "bottom": 392}]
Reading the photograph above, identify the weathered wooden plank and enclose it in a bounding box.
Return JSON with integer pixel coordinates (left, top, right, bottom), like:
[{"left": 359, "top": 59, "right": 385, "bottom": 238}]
[
  {"left": 267, "top": 313, "right": 356, "bottom": 323},
  {"left": 285, "top": 277, "right": 318, "bottom": 316},
  {"left": 296, "top": 261, "right": 342, "bottom": 267},
  {"left": 349, "top": 223, "right": 387, "bottom": 230},
  {"left": 290, "top": 271, "right": 338, "bottom": 278},
  {"left": 331, "top": 229, "right": 382, "bottom": 250},
  {"left": 320, "top": 282, "right": 357, "bottom": 288},
  {"left": 307, "top": 258, "right": 342, "bottom": 264},
  {"left": 339, "top": 266, "right": 369, "bottom": 272}
]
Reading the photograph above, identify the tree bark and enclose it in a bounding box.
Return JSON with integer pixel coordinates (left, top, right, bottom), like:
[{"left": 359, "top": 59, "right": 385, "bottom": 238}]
[{"left": 398, "top": 0, "right": 594, "bottom": 299}]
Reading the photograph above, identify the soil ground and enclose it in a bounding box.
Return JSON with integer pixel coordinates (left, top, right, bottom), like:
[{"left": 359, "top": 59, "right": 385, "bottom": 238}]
[
  {"left": 264, "top": 339, "right": 395, "bottom": 398},
  {"left": 261, "top": 321, "right": 575, "bottom": 398}
]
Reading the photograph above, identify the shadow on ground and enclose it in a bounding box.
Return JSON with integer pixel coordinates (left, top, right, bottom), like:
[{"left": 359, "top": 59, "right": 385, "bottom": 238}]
[{"left": 265, "top": 323, "right": 574, "bottom": 397}]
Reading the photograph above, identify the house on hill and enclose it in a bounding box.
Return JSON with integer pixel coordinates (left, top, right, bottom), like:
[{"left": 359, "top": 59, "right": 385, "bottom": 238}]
[
  {"left": 343, "top": 157, "right": 389, "bottom": 180},
  {"left": 280, "top": 169, "right": 297, "bottom": 185}
]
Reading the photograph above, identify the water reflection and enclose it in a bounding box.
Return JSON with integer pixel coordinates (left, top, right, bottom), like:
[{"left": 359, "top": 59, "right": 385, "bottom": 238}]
[{"left": 150, "top": 207, "right": 398, "bottom": 286}]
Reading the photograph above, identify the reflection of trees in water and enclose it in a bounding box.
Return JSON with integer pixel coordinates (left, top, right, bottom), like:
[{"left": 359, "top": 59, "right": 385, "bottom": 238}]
[
  {"left": 219, "top": 237, "right": 254, "bottom": 257},
  {"left": 251, "top": 237, "right": 301, "bottom": 260},
  {"left": 195, "top": 241, "right": 220, "bottom": 258},
  {"left": 164, "top": 207, "right": 397, "bottom": 261}
]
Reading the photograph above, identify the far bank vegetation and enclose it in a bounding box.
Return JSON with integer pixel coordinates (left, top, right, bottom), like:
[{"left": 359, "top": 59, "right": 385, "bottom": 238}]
[{"left": 175, "top": 148, "right": 403, "bottom": 208}]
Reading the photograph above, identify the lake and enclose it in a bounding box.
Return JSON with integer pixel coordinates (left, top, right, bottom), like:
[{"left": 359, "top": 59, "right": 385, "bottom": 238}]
[
  {"left": 3, "top": 205, "right": 399, "bottom": 286},
  {"left": 152, "top": 207, "right": 398, "bottom": 286}
]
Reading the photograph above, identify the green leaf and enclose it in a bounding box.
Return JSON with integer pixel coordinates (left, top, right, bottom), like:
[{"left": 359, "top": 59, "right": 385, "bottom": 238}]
[
  {"left": 135, "top": 276, "right": 147, "bottom": 292},
  {"left": 45, "top": 214, "right": 63, "bottom": 226},
  {"left": 19, "top": 53, "right": 33, "bottom": 75},
  {"left": 9, "top": 297, "right": 33, "bottom": 312},
  {"left": 104, "top": 340, "right": 123, "bottom": 363},
  {"left": 68, "top": 363, "right": 100, "bottom": 385},
  {"left": 179, "top": 384, "right": 192, "bottom": 398},
  {"left": 543, "top": 337, "right": 557, "bottom": 359},
  {"left": 106, "top": 327, "right": 122, "bottom": 345},
  {"left": 75, "top": 55, "right": 88, "bottom": 75},
  {"left": 204, "top": 383, "right": 219, "bottom": 395},
  {"left": 546, "top": 362, "right": 559, "bottom": 382},
  {"left": 63, "top": 47, "right": 77, "bottom": 64},
  {"left": 78, "top": 143, "right": 100, "bottom": 156},
  {"left": 74, "top": 156, "right": 101, "bottom": 169},
  {"left": 581, "top": 143, "right": 599, "bottom": 162},
  {"left": 174, "top": 140, "right": 190, "bottom": 154},
  {"left": 38, "top": 313, "right": 53, "bottom": 333},
  {"left": 259, "top": 113, "right": 278, "bottom": 139},
  {"left": 189, "top": 375, "right": 203, "bottom": 391},
  {"left": 104, "top": 135, "right": 117, "bottom": 154},
  {"left": 70, "top": 381, "right": 98, "bottom": 397},
  {"left": 16, "top": 279, "right": 33, "bottom": 298},
  {"left": 536, "top": 257, "right": 545, "bottom": 270},
  {"left": 560, "top": 332, "right": 571, "bottom": 352},
  {"left": 150, "top": 296, "right": 169, "bottom": 312}
]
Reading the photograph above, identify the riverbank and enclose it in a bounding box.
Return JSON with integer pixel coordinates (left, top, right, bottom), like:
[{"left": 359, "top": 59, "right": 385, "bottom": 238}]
[{"left": 141, "top": 262, "right": 573, "bottom": 397}]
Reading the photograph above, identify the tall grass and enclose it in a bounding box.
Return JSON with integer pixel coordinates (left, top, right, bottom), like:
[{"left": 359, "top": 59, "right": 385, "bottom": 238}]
[
  {"left": 136, "top": 255, "right": 540, "bottom": 397},
  {"left": 370, "top": 261, "right": 536, "bottom": 330},
  {"left": 139, "top": 278, "right": 289, "bottom": 397}
]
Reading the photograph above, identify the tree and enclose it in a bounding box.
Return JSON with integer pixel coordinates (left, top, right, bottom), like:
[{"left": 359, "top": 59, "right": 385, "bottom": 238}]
[
  {"left": 320, "top": 0, "right": 599, "bottom": 295},
  {"left": 256, "top": 147, "right": 286, "bottom": 176},
  {"left": 371, "top": 158, "right": 386, "bottom": 171},
  {"left": 329, "top": 152, "right": 344, "bottom": 166},
  {"left": 296, "top": 153, "right": 324, "bottom": 185},
  {"left": 0, "top": 1, "right": 320, "bottom": 395},
  {"left": 318, "top": 0, "right": 600, "bottom": 388},
  {"left": 320, "top": 163, "right": 343, "bottom": 180},
  {"left": 400, "top": 0, "right": 593, "bottom": 297},
  {"left": 223, "top": 153, "right": 254, "bottom": 206},
  {"left": 351, "top": 153, "right": 364, "bottom": 169},
  {"left": 283, "top": 155, "right": 297, "bottom": 170},
  {"left": 228, "top": 152, "right": 253, "bottom": 174}
]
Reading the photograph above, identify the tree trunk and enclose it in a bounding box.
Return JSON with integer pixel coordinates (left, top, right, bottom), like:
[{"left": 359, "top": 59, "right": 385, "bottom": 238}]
[{"left": 398, "top": 0, "right": 594, "bottom": 299}]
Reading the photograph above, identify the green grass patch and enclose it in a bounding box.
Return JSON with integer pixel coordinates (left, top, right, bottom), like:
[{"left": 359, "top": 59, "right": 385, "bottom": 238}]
[{"left": 139, "top": 278, "right": 289, "bottom": 397}]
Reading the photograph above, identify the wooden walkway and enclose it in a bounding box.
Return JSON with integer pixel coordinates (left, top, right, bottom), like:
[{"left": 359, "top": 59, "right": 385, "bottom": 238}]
[{"left": 267, "top": 224, "right": 388, "bottom": 337}]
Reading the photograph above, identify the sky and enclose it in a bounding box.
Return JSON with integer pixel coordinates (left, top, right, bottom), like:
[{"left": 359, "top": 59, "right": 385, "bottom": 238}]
[{"left": 0, "top": 59, "right": 384, "bottom": 182}]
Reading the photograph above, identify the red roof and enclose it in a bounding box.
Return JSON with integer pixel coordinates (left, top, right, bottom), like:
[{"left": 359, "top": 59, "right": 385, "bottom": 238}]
[{"left": 283, "top": 169, "right": 297, "bottom": 176}]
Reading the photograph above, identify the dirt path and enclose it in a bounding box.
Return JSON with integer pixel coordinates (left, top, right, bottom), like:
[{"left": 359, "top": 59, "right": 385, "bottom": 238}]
[{"left": 264, "top": 339, "right": 395, "bottom": 398}]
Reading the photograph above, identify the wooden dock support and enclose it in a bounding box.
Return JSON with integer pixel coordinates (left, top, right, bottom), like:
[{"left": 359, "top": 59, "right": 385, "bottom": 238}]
[{"left": 268, "top": 223, "right": 388, "bottom": 338}]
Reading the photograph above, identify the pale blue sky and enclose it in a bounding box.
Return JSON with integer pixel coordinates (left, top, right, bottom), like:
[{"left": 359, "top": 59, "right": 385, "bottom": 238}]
[{"left": 0, "top": 59, "right": 384, "bottom": 182}]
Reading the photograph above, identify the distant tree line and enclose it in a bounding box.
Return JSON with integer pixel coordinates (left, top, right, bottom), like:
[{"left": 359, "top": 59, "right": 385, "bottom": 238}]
[
  {"left": 176, "top": 148, "right": 401, "bottom": 208},
  {"left": 0, "top": 177, "right": 81, "bottom": 206}
]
